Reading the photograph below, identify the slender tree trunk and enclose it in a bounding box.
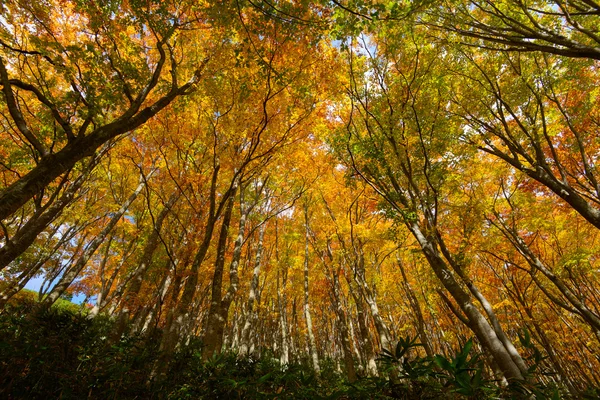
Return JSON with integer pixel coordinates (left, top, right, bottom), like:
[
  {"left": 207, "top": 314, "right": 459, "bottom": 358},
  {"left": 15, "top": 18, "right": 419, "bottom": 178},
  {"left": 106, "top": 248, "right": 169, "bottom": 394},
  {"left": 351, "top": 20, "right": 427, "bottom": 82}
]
[
  {"left": 314, "top": 237, "right": 356, "bottom": 381},
  {"left": 157, "top": 166, "right": 229, "bottom": 365},
  {"left": 346, "top": 278, "right": 377, "bottom": 375},
  {"left": 155, "top": 265, "right": 184, "bottom": 361},
  {"left": 240, "top": 224, "right": 266, "bottom": 355},
  {"left": 273, "top": 218, "right": 290, "bottom": 365},
  {"left": 290, "top": 296, "right": 298, "bottom": 362},
  {"left": 202, "top": 193, "right": 235, "bottom": 359},
  {"left": 136, "top": 268, "right": 173, "bottom": 334},
  {"left": 88, "top": 234, "right": 115, "bottom": 318},
  {"left": 303, "top": 206, "right": 320, "bottom": 373},
  {"left": 161, "top": 269, "right": 184, "bottom": 334},
  {"left": 277, "top": 265, "right": 290, "bottom": 365},
  {"left": 43, "top": 171, "right": 149, "bottom": 307},
  {"left": 89, "top": 236, "right": 138, "bottom": 318},
  {"left": 113, "top": 193, "right": 178, "bottom": 334},
  {"left": 397, "top": 257, "right": 434, "bottom": 358},
  {"left": 346, "top": 308, "right": 363, "bottom": 366},
  {"left": 353, "top": 265, "right": 392, "bottom": 352},
  {"left": 332, "top": 268, "right": 357, "bottom": 382},
  {"left": 465, "top": 278, "right": 528, "bottom": 374}
]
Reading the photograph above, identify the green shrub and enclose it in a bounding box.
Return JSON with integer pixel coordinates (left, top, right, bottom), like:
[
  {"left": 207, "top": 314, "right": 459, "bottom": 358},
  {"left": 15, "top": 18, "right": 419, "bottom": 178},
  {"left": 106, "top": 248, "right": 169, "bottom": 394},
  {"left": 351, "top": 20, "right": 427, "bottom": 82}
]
[{"left": 0, "top": 296, "right": 595, "bottom": 399}]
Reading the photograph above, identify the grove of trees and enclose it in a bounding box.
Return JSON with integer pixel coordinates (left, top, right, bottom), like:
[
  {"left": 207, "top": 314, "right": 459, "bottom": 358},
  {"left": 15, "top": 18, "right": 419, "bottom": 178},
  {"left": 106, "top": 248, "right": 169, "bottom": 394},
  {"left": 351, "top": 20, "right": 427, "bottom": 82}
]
[{"left": 1, "top": 0, "right": 599, "bottom": 398}]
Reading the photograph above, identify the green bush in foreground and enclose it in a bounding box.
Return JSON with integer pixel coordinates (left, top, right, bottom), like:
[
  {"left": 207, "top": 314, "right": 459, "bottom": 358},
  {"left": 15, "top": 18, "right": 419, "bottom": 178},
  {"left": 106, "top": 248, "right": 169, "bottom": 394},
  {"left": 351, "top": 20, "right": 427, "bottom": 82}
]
[
  {"left": 0, "top": 297, "right": 382, "bottom": 399},
  {"left": 1, "top": 295, "right": 598, "bottom": 399}
]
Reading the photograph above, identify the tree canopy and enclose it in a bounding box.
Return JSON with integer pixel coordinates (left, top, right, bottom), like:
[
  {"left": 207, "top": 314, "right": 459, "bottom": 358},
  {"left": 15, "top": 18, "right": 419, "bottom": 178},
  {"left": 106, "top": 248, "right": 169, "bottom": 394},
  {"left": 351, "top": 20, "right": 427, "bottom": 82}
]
[{"left": 1, "top": 0, "right": 600, "bottom": 398}]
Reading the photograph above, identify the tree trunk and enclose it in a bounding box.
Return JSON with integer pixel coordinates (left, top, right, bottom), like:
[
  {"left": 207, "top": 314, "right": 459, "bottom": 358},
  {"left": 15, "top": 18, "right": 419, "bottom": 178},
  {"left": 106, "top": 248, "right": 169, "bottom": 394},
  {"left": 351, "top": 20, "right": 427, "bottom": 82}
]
[
  {"left": 0, "top": 160, "right": 93, "bottom": 271},
  {"left": 114, "top": 193, "right": 178, "bottom": 334},
  {"left": 88, "top": 234, "right": 115, "bottom": 318},
  {"left": 239, "top": 224, "right": 266, "bottom": 355},
  {"left": 397, "top": 257, "right": 434, "bottom": 358},
  {"left": 408, "top": 221, "right": 525, "bottom": 381},
  {"left": 42, "top": 170, "right": 149, "bottom": 307},
  {"left": 332, "top": 268, "right": 357, "bottom": 382},
  {"left": 346, "top": 278, "right": 377, "bottom": 375},
  {"left": 0, "top": 60, "right": 208, "bottom": 222},
  {"left": 303, "top": 206, "right": 320, "bottom": 373},
  {"left": 157, "top": 165, "right": 228, "bottom": 363},
  {"left": 135, "top": 265, "right": 173, "bottom": 334},
  {"left": 352, "top": 264, "right": 392, "bottom": 352},
  {"left": 202, "top": 193, "right": 235, "bottom": 359},
  {"left": 277, "top": 263, "right": 290, "bottom": 365}
]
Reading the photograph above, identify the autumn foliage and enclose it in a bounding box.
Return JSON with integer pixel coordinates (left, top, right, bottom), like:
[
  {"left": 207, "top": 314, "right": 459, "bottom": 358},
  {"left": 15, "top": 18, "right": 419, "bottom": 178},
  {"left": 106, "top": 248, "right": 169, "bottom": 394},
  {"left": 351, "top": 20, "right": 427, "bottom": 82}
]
[{"left": 1, "top": 0, "right": 600, "bottom": 398}]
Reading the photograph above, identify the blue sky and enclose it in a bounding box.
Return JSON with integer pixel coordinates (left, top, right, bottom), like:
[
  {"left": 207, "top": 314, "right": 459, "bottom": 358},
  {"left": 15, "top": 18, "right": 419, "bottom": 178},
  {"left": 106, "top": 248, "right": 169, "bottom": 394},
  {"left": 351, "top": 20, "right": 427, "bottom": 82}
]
[{"left": 25, "top": 275, "right": 88, "bottom": 304}]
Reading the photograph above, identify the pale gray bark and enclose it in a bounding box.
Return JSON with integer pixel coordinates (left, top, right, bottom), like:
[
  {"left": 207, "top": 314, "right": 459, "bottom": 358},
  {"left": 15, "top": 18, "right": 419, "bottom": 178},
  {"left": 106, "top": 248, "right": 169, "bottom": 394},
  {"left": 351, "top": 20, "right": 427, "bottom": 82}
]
[
  {"left": 408, "top": 221, "right": 525, "bottom": 380},
  {"left": 240, "top": 224, "right": 266, "bottom": 355},
  {"left": 277, "top": 264, "right": 290, "bottom": 365},
  {"left": 303, "top": 205, "right": 320, "bottom": 373},
  {"left": 352, "top": 261, "right": 392, "bottom": 352}
]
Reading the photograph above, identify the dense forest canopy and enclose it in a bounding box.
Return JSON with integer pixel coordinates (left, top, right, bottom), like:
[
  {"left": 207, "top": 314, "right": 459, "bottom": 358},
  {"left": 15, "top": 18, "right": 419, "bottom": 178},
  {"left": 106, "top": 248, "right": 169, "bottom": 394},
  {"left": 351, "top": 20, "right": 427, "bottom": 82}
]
[{"left": 1, "top": 0, "right": 600, "bottom": 398}]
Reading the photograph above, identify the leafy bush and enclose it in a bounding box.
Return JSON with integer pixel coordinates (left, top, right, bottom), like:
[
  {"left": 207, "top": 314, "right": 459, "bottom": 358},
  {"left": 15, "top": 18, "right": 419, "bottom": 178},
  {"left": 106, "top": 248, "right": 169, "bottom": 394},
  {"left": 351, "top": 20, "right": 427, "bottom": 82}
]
[
  {"left": 0, "top": 297, "right": 387, "bottom": 399},
  {"left": 0, "top": 297, "right": 594, "bottom": 399},
  {"left": 0, "top": 295, "right": 154, "bottom": 399}
]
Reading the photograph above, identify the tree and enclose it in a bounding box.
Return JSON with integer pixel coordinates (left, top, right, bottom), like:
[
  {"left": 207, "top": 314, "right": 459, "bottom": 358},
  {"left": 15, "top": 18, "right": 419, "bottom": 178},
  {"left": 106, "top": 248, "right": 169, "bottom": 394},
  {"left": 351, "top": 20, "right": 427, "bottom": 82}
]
[
  {"left": 0, "top": 0, "right": 210, "bottom": 222},
  {"left": 427, "top": 0, "right": 600, "bottom": 60},
  {"left": 449, "top": 48, "right": 600, "bottom": 230},
  {"left": 335, "top": 24, "right": 528, "bottom": 380}
]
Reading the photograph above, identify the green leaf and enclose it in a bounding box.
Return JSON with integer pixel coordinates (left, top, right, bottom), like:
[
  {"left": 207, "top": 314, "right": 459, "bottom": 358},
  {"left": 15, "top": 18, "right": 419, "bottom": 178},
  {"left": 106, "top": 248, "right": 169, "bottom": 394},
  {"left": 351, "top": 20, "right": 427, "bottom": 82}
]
[
  {"left": 258, "top": 372, "right": 273, "bottom": 384},
  {"left": 433, "top": 355, "right": 452, "bottom": 371}
]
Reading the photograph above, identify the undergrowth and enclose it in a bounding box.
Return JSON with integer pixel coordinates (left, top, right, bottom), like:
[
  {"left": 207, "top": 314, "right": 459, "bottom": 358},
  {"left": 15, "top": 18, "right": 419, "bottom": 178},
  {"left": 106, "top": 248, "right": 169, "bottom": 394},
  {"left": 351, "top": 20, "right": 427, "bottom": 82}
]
[{"left": 1, "top": 295, "right": 598, "bottom": 399}]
